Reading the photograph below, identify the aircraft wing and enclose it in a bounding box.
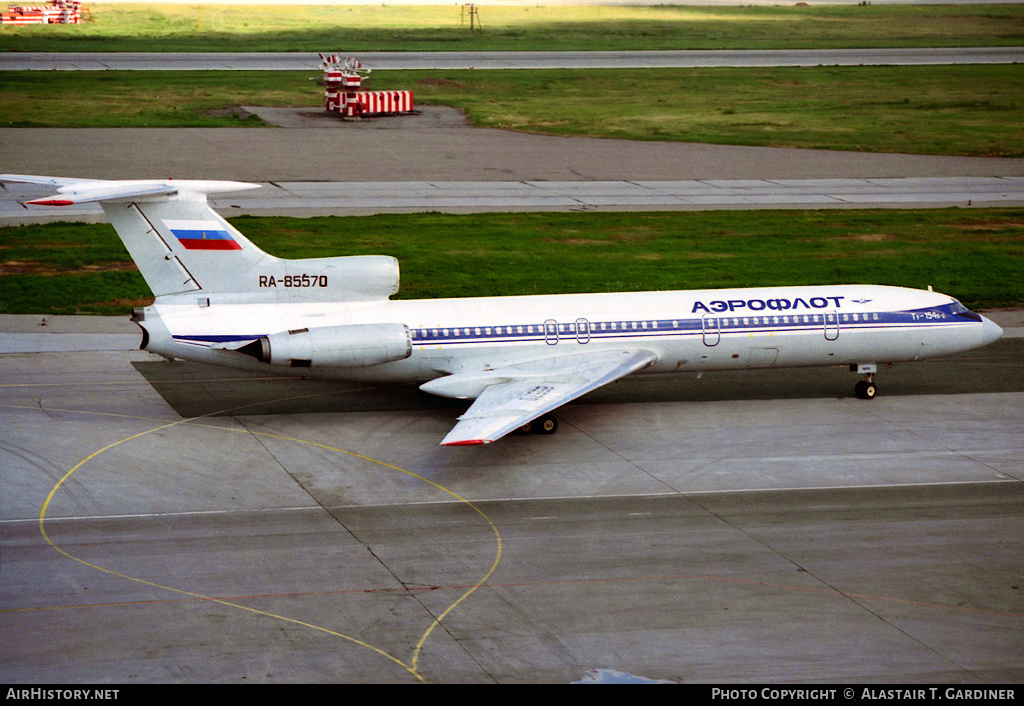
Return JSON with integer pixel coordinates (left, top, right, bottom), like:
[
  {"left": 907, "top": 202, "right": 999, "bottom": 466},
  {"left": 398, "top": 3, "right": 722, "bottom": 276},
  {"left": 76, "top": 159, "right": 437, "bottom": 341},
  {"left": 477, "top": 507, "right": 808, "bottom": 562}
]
[{"left": 423, "top": 349, "right": 658, "bottom": 446}]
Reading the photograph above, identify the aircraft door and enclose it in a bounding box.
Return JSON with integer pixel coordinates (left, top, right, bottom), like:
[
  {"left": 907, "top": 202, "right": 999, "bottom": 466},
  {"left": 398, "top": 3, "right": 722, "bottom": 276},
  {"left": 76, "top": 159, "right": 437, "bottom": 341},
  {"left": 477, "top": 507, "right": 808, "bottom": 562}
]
[
  {"left": 575, "top": 318, "right": 591, "bottom": 344},
  {"left": 702, "top": 315, "right": 721, "bottom": 347},
  {"left": 824, "top": 311, "right": 840, "bottom": 341},
  {"left": 544, "top": 319, "right": 559, "bottom": 345}
]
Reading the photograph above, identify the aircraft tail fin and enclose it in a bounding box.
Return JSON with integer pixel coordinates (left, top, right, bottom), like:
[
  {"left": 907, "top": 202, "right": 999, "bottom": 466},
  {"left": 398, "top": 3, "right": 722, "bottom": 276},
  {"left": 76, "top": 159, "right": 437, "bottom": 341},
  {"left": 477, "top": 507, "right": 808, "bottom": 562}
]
[{"left": 2, "top": 175, "right": 400, "bottom": 303}]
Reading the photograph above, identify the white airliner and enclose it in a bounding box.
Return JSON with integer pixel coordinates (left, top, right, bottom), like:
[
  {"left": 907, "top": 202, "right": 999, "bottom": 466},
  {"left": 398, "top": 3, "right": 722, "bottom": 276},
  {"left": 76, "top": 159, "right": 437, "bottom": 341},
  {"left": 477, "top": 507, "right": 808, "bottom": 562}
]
[{"left": 2, "top": 175, "right": 1004, "bottom": 445}]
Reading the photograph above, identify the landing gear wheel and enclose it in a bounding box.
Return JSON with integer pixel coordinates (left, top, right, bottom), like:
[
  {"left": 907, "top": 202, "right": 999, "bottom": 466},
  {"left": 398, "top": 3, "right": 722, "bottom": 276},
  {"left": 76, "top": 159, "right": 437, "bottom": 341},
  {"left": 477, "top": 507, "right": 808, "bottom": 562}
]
[
  {"left": 513, "top": 420, "right": 534, "bottom": 435},
  {"left": 513, "top": 415, "right": 558, "bottom": 436},
  {"left": 855, "top": 380, "right": 877, "bottom": 400}
]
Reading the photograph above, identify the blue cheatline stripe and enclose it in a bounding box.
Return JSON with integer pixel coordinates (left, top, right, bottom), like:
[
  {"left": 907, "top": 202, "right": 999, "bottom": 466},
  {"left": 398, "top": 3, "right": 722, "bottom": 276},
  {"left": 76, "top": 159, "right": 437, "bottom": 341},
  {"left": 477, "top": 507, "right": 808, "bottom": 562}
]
[
  {"left": 172, "top": 335, "right": 263, "bottom": 348},
  {"left": 408, "top": 305, "right": 976, "bottom": 347},
  {"left": 170, "top": 305, "right": 977, "bottom": 350}
]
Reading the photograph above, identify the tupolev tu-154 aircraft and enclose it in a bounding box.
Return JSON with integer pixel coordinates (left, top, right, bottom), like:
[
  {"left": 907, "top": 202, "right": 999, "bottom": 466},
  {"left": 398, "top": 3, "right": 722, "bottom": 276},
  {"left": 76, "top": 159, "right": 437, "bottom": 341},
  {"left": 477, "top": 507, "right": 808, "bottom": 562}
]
[{"left": 2, "top": 175, "right": 1004, "bottom": 445}]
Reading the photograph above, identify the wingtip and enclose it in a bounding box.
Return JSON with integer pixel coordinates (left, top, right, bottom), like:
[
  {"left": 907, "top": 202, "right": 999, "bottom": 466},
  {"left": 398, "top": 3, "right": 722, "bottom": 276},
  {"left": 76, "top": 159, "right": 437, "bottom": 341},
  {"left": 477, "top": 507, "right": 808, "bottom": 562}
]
[{"left": 440, "top": 439, "right": 491, "bottom": 447}]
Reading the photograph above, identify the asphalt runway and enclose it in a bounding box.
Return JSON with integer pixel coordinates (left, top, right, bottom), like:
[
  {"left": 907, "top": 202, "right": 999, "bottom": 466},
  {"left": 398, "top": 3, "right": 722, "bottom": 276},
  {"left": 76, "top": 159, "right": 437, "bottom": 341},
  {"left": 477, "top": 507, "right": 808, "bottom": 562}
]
[{"left": 5, "top": 48, "right": 1023, "bottom": 71}]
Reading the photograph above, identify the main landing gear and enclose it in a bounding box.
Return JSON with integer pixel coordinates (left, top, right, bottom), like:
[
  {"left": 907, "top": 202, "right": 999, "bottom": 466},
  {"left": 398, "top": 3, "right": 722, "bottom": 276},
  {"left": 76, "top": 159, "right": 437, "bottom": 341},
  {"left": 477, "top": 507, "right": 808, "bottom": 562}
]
[
  {"left": 513, "top": 414, "right": 559, "bottom": 436},
  {"left": 851, "top": 363, "right": 878, "bottom": 400}
]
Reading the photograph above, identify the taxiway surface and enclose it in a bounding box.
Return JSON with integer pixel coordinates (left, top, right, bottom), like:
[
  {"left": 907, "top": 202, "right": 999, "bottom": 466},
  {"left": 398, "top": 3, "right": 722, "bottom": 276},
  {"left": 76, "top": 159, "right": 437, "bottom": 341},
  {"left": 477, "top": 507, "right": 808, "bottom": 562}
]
[
  {"left": 3, "top": 105, "right": 1023, "bottom": 223},
  {"left": 1, "top": 314, "right": 1023, "bottom": 683}
]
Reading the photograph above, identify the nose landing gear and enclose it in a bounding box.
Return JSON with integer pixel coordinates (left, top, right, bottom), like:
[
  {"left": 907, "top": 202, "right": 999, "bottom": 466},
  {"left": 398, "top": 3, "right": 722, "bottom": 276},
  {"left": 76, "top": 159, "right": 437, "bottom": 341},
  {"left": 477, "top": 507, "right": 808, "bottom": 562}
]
[
  {"left": 851, "top": 363, "right": 878, "bottom": 399},
  {"left": 854, "top": 377, "right": 877, "bottom": 400}
]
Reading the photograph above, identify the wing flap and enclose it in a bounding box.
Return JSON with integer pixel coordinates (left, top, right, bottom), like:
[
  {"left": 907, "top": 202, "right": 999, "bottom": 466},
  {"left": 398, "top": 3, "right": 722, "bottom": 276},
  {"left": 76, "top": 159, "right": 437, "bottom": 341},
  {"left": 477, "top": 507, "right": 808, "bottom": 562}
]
[{"left": 432, "top": 349, "right": 657, "bottom": 446}]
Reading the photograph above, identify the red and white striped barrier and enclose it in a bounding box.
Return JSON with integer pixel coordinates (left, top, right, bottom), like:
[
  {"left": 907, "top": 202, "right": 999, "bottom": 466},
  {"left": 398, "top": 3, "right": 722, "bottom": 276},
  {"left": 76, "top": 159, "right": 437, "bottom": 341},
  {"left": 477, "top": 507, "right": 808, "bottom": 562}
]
[
  {"left": 351, "top": 90, "right": 414, "bottom": 116},
  {"left": 1, "top": 0, "right": 81, "bottom": 24},
  {"left": 319, "top": 53, "right": 415, "bottom": 118}
]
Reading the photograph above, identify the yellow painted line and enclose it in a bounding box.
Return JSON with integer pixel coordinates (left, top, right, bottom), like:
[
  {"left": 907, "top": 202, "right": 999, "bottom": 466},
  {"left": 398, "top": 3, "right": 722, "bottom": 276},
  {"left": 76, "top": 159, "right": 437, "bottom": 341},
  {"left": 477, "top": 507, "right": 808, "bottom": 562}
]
[{"left": 30, "top": 391, "right": 503, "bottom": 683}]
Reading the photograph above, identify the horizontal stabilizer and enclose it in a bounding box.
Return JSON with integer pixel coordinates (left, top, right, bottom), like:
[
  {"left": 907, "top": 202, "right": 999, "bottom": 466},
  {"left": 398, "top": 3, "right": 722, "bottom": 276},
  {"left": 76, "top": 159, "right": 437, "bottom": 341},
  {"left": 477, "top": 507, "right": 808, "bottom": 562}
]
[
  {"left": 0, "top": 175, "right": 101, "bottom": 188},
  {"left": 1, "top": 174, "right": 260, "bottom": 206},
  {"left": 25, "top": 183, "right": 179, "bottom": 206}
]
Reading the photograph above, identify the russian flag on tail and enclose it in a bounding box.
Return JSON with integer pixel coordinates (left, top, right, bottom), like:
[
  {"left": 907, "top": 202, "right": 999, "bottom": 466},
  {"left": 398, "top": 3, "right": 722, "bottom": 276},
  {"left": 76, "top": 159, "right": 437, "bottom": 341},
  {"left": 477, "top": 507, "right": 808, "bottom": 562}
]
[{"left": 165, "top": 219, "right": 241, "bottom": 251}]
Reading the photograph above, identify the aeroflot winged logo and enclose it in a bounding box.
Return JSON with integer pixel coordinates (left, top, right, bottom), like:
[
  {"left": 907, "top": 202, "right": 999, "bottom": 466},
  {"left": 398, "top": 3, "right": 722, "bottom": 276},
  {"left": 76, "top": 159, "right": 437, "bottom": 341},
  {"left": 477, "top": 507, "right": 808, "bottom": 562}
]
[{"left": 165, "top": 219, "right": 241, "bottom": 251}]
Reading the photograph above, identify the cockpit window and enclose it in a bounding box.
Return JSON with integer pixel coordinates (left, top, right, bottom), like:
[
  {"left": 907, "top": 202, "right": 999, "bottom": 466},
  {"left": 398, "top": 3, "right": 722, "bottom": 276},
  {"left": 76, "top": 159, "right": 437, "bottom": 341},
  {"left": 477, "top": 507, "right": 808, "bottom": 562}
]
[{"left": 948, "top": 299, "right": 981, "bottom": 321}]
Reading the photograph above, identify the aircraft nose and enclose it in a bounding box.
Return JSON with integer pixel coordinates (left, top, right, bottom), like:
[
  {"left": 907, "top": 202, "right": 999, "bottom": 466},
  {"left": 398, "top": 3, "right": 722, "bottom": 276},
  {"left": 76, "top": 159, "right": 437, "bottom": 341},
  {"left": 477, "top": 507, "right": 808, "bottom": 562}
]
[{"left": 980, "top": 316, "right": 1003, "bottom": 346}]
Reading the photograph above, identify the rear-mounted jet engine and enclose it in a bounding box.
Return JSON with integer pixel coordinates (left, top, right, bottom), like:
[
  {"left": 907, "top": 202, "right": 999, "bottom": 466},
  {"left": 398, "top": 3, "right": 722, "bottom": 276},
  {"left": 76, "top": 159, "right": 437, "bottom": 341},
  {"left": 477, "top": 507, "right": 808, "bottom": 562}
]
[{"left": 239, "top": 323, "right": 411, "bottom": 369}]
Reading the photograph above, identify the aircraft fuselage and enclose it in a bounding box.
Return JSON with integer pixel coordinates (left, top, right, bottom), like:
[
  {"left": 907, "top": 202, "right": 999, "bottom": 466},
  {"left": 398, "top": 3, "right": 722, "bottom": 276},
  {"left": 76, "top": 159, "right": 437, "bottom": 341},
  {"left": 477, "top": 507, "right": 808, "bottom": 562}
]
[{"left": 138, "top": 283, "right": 1001, "bottom": 385}]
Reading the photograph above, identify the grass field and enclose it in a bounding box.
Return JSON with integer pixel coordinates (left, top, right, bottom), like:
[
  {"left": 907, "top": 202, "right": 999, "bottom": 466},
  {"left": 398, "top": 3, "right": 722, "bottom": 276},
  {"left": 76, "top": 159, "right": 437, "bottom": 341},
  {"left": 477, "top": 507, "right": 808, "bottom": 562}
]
[
  {"left": 2, "top": 4, "right": 1022, "bottom": 53},
  {"left": 401, "top": 66, "right": 1024, "bottom": 157},
  {"left": 2, "top": 209, "right": 1022, "bottom": 315},
  {"left": 2, "top": 65, "right": 1022, "bottom": 156}
]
